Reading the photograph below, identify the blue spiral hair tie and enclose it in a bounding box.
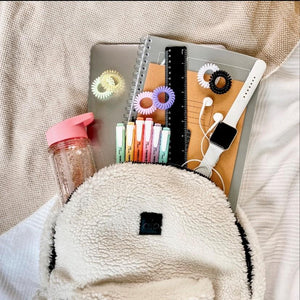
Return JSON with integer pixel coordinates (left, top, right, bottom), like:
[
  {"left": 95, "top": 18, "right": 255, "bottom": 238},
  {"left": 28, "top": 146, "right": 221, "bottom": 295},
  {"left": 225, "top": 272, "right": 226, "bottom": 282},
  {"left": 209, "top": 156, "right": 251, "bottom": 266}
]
[{"left": 152, "top": 86, "right": 175, "bottom": 110}]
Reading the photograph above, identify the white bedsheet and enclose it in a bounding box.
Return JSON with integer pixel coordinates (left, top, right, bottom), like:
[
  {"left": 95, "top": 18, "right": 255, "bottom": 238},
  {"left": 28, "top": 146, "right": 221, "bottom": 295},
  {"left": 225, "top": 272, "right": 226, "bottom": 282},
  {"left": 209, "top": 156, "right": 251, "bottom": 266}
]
[
  {"left": 0, "top": 197, "right": 56, "bottom": 299},
  {"left": 0, "top": 43, "right": 298, "bottom": 300},
  {"left": 239, "top": 42, "right": 299, "bottom": 300}
]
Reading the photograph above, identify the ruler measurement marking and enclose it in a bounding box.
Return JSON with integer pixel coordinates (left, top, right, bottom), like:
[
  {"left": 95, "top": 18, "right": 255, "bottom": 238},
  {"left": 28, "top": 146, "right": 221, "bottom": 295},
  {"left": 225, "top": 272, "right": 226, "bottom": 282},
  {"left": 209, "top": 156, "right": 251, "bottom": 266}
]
[{"left": 165, "top": 47, "right": 188, "bottom": 165}]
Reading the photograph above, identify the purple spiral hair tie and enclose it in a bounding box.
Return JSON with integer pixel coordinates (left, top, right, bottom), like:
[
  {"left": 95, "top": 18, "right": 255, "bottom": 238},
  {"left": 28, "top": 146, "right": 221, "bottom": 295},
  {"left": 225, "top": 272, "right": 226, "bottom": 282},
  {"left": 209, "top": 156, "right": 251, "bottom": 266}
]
[
  {"left": 152, "top": 86, "right": 175, "bottom": 110},
  {"left": 134, "top": 91, "right": 157, "bottom": 115}
]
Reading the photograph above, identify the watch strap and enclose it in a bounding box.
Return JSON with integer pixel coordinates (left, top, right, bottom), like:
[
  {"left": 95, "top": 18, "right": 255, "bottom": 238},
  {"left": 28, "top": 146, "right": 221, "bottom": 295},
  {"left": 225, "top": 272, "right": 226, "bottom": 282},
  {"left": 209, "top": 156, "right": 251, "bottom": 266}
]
[
  {"left": 197, "top": 143, "right": 224, "bottom": 177},
  {"left": 197, "top": 59, "right": 266, "bottom": 179},
  {"left": 223, "top": 59, "right": 266, "bottom": 128}
]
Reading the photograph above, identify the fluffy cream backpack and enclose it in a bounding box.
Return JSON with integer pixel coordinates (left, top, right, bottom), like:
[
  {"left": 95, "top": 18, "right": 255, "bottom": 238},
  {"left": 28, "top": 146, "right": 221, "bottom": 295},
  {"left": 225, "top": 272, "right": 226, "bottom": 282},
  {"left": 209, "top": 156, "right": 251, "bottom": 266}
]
[{"left": 35, "top": 163, "right": 265, "bottom": 300}]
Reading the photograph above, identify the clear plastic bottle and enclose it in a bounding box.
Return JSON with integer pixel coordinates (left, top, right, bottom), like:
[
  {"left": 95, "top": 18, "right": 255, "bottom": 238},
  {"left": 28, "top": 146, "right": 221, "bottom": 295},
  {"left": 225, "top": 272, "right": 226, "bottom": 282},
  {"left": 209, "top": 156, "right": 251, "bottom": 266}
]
[{"left": 46, "top": 113, "right": 97, "bottom": 204}]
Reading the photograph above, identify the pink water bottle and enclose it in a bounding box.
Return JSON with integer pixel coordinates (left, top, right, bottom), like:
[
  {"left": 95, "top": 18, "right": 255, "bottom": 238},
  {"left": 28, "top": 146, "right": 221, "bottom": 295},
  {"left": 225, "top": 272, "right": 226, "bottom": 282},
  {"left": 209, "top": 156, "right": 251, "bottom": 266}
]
[{"left": 46, "top": 113, "right": 97, "bottom": 204}]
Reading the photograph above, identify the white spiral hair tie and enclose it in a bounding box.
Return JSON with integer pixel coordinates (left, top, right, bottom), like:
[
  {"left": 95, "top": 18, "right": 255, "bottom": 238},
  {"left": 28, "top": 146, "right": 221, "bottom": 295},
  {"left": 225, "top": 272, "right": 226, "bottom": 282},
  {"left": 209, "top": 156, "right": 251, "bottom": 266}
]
[{"left": 197, "top": 63, "right": 219, "bottom": 89}]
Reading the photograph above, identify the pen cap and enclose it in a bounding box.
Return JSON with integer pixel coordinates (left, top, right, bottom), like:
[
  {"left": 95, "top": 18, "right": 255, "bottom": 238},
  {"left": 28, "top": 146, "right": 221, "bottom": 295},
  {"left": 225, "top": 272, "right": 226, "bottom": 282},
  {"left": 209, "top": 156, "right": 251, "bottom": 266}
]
[
  {"left": 116, "top": 123, "right": 125, "bottom": 147},
  {"left": 126, "top": 122, "right": 135, "bottom": 142},
  {"left": 161, "top": 128, "right": 171, "bottom": 151},
  {"left": 46, "top": 113, "right": 94, "bottom": 147},
  {"left": 136, "top": 118, "right": 145, "bottom": 141},
  {"left": 144, "top": 118, "right": 154, "bottom": 141},
  {"left": 153, "top": 123, "right": 162, "bottom": 147}
]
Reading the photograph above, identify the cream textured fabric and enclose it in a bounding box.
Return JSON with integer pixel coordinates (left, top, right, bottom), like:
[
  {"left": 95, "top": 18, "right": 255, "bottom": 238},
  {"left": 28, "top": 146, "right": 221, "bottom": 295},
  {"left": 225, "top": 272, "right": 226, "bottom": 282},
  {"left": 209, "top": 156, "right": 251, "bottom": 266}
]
[
  {"left": 35, "top": 163, "right": 265, "bottom": 300},
  {"left": 0, "top": 1, "right": 299, "bottom": 234},
  {"left": 0, "top": 44, "right": 298, "bottom": 300}
]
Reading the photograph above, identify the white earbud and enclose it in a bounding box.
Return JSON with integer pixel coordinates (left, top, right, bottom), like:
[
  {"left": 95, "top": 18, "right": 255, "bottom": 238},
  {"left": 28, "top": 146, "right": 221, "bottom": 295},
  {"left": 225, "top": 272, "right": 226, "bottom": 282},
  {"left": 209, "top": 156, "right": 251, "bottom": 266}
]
[
  {"left": 207, "top": 112, "right": 224, "bottom": 135},
  {"left": 199, "top": 97, "right": 213, "bottom": 127},
  {"left": 213, "top": 112, "right": 223, "bottom": 122},
  {"left": 203, "top": 97, "right": 213, "bottom": 107}
]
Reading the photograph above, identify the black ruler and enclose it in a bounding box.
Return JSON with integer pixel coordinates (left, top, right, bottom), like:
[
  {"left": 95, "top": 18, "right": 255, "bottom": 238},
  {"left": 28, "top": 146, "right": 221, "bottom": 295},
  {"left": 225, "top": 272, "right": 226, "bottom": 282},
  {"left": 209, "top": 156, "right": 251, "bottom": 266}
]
[{"left": 165, "top": 46, "right": 188, "bottom": 166}]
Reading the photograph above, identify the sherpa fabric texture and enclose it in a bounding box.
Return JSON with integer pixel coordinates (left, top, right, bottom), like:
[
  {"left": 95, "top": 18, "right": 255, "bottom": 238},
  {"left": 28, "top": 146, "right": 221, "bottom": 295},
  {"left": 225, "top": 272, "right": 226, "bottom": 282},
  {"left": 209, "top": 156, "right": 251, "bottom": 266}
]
[
  {"left": 35, "top": 163, "right": 265, "bottom": 300},
  {"left": 0, "top": 1, "right": 299, "bottom": 234}
]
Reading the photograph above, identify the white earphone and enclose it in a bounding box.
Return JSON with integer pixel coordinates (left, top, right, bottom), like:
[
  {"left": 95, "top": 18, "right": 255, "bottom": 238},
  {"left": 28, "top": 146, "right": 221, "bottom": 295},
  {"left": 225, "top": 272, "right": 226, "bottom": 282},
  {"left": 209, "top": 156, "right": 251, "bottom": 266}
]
[
  {"left": 198, "top": 97, "right": 223, "bottom": 137},
  {"left": 199, "top": 97, "right": 213, "bottom": 123},
  {"left": 191, "top": 96, "right": 225, "bottom": 191},
  {"left": 203, "top": 97, "right": 213, "bottom": 107},
  {"left": 207, "top": 112, "right": 224, "bottom": 135},
  {"left": 213, "top": 112, "right": 223, "bottom": 122}
]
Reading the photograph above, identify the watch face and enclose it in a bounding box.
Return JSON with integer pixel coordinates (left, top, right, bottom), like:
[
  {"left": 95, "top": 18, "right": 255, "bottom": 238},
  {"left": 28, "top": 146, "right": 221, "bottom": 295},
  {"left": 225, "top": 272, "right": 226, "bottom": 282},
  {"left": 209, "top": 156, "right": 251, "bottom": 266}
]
[{"left": 210, "top": 122, "right": 237, "bottom": 149}]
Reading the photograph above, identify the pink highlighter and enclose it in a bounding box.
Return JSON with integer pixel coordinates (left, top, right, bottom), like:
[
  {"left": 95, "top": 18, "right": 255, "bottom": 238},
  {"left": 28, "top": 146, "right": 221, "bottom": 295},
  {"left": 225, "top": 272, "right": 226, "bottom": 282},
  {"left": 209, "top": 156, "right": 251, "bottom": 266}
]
[{"left": 142, "top": 118, "right": 153, "bottom": 163}]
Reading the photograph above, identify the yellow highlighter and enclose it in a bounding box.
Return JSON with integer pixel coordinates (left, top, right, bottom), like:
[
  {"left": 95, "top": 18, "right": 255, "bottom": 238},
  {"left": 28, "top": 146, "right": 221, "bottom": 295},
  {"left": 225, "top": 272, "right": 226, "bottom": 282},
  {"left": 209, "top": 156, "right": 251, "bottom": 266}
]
[{"left": 125, "top": 122, "right": 135, "bottom": 162}]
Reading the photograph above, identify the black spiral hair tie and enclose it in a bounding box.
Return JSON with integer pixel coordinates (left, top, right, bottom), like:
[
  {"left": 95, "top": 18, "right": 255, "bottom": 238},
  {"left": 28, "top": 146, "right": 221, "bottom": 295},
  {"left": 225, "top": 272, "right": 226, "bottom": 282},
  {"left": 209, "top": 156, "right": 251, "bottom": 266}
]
[{"left": 209, "top": 70, "right": 232, "bottom": 94}]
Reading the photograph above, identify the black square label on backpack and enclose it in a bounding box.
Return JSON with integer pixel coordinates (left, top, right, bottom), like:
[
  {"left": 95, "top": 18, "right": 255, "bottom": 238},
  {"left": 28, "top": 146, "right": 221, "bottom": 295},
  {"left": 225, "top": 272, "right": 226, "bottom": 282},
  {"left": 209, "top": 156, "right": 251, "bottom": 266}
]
[{"left": 139, "top": 212, "right": 162, "bottom": 235}]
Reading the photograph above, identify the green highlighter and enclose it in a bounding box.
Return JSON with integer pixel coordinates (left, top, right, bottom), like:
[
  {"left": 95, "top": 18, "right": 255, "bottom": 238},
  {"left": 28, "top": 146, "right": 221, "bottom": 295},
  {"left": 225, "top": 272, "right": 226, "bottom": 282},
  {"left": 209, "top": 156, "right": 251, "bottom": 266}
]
[
  {"left": 158, "top": 127, "right": 171, "bottom": 164},
  {"left": 116, "top": 123, "right": 125, "bottom": 163}
]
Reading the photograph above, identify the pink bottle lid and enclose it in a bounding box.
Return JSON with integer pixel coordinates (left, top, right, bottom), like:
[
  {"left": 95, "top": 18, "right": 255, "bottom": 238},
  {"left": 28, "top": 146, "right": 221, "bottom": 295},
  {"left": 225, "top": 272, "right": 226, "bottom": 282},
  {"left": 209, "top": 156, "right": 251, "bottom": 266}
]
[{"left": 46, "top": 112, "right": 94, "bottom": 147}]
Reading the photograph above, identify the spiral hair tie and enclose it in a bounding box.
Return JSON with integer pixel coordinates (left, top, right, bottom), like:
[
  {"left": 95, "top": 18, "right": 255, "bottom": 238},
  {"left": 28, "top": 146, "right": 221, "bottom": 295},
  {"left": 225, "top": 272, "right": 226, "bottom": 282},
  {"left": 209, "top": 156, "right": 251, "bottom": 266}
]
[
  {"left": 197, "top": 63, "right": 219, "bottom": 89},
  {"left": 99, "top": 70, "right": 125, "bottom": 94},
  {"left": 134, "top": 92, "right": 157, "bottom": 115},
  {"left": 209, "top": 70, "right": 232, "bottom": 94},
  {"left": 152, "top": 86, "right": 175, "bottom": 110},
  {"left": 91, "top": 76, "right": 115, "bottom": 101}
]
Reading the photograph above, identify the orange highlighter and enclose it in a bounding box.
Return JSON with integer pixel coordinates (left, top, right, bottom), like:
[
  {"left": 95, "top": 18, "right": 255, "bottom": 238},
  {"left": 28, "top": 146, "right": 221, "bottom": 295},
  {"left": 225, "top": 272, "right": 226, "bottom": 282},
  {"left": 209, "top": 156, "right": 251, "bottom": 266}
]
[
  {"left": 133, "top": 117, "right": 145, "bottom": 162},
  {"left": 125, "top": 122, "right": 135, "bottom": 162}
]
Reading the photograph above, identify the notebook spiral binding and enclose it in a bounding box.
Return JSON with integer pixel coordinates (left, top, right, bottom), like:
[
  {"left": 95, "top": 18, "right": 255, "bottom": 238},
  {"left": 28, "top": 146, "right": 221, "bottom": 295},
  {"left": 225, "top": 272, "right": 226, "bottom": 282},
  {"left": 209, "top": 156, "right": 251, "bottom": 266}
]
[{"left": 124, "top": 35, "right": 152, "bottom": 123}]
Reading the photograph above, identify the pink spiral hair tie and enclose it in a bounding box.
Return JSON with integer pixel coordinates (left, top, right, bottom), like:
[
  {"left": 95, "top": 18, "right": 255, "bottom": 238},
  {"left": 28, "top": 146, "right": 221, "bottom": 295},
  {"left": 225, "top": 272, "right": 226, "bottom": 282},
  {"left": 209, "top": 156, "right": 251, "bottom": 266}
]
[
  {"left": 152, "top": 86, "right": 175, "bottom": 110},
  {"left": 134, "top": 92, "right": 157, "bottom": 115}
]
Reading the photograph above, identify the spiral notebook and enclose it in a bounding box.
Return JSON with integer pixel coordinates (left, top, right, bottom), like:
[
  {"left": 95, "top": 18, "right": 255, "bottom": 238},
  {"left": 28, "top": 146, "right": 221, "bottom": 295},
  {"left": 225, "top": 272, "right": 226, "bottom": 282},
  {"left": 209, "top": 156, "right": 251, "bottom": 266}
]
[
  {"left": 87, "top": 42, "right": 223, "bottom": 169},
  {"left": 125, "top": 35, "right": 264, "bottom": 210}
]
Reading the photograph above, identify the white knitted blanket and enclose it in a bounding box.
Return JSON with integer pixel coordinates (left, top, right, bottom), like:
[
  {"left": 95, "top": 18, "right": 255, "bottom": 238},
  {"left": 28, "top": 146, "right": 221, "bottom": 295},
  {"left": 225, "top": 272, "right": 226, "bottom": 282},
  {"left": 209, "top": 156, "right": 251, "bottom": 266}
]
[{"left": 0, "top": 1, "right": 299, "bottom": 234}]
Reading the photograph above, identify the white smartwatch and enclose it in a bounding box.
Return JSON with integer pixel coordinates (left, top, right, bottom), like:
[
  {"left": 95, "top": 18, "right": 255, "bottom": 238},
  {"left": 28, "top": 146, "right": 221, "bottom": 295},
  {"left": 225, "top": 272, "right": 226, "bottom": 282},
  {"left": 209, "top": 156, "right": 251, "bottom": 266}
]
[{"left": 197, "top": 59, "right": 266, "bottom": 178}]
